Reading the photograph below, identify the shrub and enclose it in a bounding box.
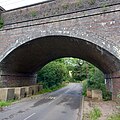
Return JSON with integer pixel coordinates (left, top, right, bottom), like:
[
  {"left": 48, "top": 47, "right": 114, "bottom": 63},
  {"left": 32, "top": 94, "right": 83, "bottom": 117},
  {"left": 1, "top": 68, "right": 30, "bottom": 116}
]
[{"left": 37, "top": 61, "right": 69, "bottom": 88}]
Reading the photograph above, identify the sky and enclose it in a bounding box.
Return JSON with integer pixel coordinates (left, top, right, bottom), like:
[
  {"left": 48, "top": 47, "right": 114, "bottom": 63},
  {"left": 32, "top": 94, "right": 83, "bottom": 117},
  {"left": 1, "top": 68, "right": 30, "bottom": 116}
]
[{"left": 0, "top": 0, "right": 47, "bottom": 10}]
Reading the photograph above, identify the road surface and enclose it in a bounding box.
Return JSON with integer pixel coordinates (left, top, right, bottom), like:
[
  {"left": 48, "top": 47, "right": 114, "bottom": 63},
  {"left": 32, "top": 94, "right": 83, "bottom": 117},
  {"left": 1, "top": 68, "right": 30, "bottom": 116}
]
[{"left": 0, "top": 83, "right": 82, "bottom": 120}]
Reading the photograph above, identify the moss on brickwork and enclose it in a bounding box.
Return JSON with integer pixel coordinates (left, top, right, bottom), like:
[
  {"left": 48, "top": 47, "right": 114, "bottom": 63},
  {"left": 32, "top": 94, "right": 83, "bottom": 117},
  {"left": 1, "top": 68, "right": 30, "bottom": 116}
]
[{"left": 0, "top": 17, "right": 4, "bottom": 29}]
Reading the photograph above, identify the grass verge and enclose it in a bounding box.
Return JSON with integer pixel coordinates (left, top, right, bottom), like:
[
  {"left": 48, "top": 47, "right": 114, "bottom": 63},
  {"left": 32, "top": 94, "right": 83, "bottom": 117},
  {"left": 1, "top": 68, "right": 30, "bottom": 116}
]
[
  {"left": 107, "top": 114, "right": 120, "bottom": 120},
  {"left": 0, "top": 100, "right": 15, "bottom": 108},
  {"left": 89, "top": 107, "right": 102, "bottom": 120}
]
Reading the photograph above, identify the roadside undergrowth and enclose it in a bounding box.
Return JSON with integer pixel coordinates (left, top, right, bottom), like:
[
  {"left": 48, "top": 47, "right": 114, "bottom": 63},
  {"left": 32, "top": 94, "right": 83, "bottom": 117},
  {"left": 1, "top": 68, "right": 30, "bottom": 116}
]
[
  {"left": 38, "top": 83, "right": 67, "bottom": 94},
  {"left": 107, "top": 114, "right": 120, "bottom": 120},
  {"left": 0, "top": 100, "right": 16, "bottom": 108}
]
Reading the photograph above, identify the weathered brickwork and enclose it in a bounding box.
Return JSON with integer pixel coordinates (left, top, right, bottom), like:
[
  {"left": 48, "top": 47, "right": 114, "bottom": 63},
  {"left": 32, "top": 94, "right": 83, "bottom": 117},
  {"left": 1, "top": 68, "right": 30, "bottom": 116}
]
[
  {"left": 2, "top": 0, "right": 120, "bottom": 25},
  {"left": 0, "top": 0, "right": 120, "bottom": 99},
  {"left": 111, "top": 71, "right": 120, "bottom": 100},
  {"left": 0, "top": 74, "right": 37, "bottom": 87}
]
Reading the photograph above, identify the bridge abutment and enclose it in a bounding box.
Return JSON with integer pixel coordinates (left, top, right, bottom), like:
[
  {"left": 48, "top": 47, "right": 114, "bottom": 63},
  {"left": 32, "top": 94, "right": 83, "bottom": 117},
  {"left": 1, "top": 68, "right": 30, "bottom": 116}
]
[
  {"left": 105, "top": 74, "right": 112, "bottom": 92},
  {"left": 0, "top": 73, "right": 37, "bottom": 87},
  {"left": 105, "top": 72, "right": 120, "bottom": 100},
  {"left": 111, "top": 71, "right": 120, "bottom": 100}
]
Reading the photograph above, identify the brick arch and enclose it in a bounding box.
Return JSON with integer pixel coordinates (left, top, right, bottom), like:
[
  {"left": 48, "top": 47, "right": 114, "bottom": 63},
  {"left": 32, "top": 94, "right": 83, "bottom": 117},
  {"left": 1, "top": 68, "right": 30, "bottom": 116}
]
[
  {"left": 0, "top": 26, "right": 120, "bottom": 64},
  {"left": 1, "top": 35, "right": 120, "bottom": 75}
]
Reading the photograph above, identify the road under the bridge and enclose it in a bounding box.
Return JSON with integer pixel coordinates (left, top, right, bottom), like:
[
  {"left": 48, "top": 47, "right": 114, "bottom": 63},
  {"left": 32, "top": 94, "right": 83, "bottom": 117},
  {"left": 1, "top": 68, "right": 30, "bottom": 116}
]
[{"left": 0, "top": 83, "right": 82, "bottom": 120}]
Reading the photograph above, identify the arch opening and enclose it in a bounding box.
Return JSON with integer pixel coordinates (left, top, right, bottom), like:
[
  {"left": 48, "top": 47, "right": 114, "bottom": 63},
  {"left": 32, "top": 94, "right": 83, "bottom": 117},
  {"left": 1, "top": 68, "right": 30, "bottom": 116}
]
[
  {"left": 0, "top": 35, "right": 120, "bottom": 75},
  {"left": 0, "top": 35, "right": 120, "bottom": 100}
]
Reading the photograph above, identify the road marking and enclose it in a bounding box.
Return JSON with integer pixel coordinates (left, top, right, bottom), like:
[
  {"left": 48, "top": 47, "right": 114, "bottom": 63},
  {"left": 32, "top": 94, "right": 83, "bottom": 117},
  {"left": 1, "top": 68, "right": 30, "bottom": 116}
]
[
  {"left": 48, "top": 88, "right": 72, "bottom": 105},
  {"left": 23, "top": 113, "right": 36, "bottom": 120},
  {"left": 48, "top": 83, "right": 80, "bottom": 105}
]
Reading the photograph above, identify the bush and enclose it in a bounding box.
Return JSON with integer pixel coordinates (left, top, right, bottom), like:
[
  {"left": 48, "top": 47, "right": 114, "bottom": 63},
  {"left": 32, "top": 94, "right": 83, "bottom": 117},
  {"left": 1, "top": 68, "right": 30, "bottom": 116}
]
[
  {"left": 87, "top": 69, "right": 112, "bottom": 101},
  {"left": 37, "top": 61, "right": 69, "bottom": 88},
  {"left": 102, "top": 89, "right": 112, "bottom": 101}
]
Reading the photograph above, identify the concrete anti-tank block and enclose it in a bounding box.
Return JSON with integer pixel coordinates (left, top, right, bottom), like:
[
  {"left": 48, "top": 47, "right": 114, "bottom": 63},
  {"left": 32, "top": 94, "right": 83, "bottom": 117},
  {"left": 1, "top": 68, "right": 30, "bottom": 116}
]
[
  {"left": 87, "top": 89, "right": 92, "bottom": 98},
  {"left": 0, "top": 88, "right": 14, "bottom": 101},
  {"left": 92, "top": 90, "right": 102, "bottom": 100},
  {"left": 24, "top": 85, "right": 43, "bottom": 96},
  {"left": 38, "top": 84, "right": 43, "bottom": 91},
  {"left": 14, "top": 87, "right": 25, "bottom": 99},
  {"left": 31, "top": 85, "right": 39, "bottom": 95},
  {"left": 24, "top": 86, "right": 33, "bottom": 97}
]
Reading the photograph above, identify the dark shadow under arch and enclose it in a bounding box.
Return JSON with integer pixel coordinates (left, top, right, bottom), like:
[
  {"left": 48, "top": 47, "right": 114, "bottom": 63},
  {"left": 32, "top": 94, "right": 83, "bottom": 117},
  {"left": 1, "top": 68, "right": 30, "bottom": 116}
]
[{"left": 0, "top": 35, "right": 120, "bottom": 75}]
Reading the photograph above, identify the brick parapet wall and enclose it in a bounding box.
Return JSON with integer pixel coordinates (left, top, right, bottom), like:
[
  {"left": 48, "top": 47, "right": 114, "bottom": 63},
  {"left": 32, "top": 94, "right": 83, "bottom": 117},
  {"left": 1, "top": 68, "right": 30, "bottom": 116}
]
[
  {"left": 2, "top": 4, "right": 120, "bottom": 30},
  {"left": 1, "top": 0, "right": 120, "bottom": 25}
]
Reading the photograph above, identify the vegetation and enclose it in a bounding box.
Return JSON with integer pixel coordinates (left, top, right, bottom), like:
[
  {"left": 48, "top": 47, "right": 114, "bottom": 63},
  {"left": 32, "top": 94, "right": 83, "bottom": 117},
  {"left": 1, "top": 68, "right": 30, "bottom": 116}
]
[
  {"left": 37, "top": 57, "right": 110, "bottom": 100},
  {"left": 88, "top": 0, "right": 96, "bottom": 5},
  {"left": 37, "top": 61, "right": 69, "bottom": 89},
  {"left": 89, "top": 107, "right": 102, "bottom": 120},
  {"left": 0, "top": 17, "right": 4, "bottom": 29},
  {"left": 62, "top": 4, "right": 69, "bottom": 10},
  {"left": 101, "top": 3, "right": 108, "bottom": 12},
  {"left": 83, "top": 107, "right": 102, "bottom": 120},
  {"left": 82, "top": 80, "right": 88, "bottom": 96},
  {"left": 70, "top": 59, "right": 111, "bottom": 100},
  {"left": 116, "top": 94, "right": 120, "bottom": 109},
  {"left": 107, "top": 114, "right": 120, "bottom": 120},
  {"left": 76, "top": 0, "right": 83, "bottom": 7},
  {"left": 0, "top": 100, "right": 14, "bottom": 107},
  {"left": 38, "top": 83, "right": 67, "bottom": 94},
  {"left": 31, "top": 11, "right": 37, "bottom": 17}
]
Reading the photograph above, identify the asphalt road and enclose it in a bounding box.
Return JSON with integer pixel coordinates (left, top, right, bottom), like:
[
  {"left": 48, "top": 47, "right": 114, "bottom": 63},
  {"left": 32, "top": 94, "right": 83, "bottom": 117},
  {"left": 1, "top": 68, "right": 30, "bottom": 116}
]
[{"left": 0, "top": 83, "right": 82, "bottom": 120}]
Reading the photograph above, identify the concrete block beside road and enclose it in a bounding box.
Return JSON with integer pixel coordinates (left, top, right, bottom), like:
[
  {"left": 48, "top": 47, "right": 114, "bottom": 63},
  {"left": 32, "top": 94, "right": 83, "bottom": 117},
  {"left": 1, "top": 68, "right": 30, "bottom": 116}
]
[
  {"left": 24, "top": 86, "right": 33, "bottom": 97},
  {"left": 31, "top": 85, "right": 39, "bottom": 95},
  {"left": 92, "top": 90, "right": 102, "bottom": 100},
  {"left": 14, "top": 87, "right": 25, "bottom": 99},
  {"left": 25, "top": 85, "right": 43, "bottom": 96},
  {"left": 0, "top": 88, "right": 14, "bottom": 101},
  {"left": 87, "top": 89, "right": 92, "bottom": 98},
  {"left": 38, "top": 84, "right": 43, "bottom": 91}
]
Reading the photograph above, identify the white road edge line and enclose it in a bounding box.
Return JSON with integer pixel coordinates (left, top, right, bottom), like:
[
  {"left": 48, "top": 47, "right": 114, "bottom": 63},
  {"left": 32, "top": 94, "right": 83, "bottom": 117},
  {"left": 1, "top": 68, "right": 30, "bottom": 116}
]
[{"left": 23, "top": 113, "right": 36, "bottom": 120}]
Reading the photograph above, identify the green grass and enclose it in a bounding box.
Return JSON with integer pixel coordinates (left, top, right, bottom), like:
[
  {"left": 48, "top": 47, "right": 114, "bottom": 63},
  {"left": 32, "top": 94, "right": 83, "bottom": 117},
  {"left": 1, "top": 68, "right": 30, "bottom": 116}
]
[
  {"left": 107, "top": 114, "right": 120, "bottom": 120},
  {"left": 0, "top": 100, "right": 13, "bottom": 107},
  {"left": 0, "top": 99, "right": 17, "bottom": 108},
  {"left": 89, "top": 107, "right": 102, "bottom": 120}
]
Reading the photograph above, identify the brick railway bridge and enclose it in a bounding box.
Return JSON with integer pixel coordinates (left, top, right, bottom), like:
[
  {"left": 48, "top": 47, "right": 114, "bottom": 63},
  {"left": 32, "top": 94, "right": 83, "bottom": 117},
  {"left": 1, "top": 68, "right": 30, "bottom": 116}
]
[{"left": 0, "top": 0, "right": 120, "bottom": 99}]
